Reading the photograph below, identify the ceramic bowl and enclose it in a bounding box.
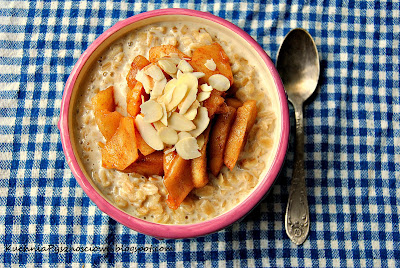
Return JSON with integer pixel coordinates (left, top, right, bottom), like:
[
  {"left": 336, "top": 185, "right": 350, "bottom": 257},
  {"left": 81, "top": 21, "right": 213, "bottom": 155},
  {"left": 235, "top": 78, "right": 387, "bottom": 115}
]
[{"left": 59, "top": 8, "right": 289, "bottom": 239}]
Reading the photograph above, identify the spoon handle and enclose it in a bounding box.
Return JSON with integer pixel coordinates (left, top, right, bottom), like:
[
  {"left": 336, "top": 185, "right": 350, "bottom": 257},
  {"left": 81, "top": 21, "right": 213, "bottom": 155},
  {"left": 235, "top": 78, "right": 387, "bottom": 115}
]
[{"left": 285, "top": 102, "right": 310, "bottom": 245}]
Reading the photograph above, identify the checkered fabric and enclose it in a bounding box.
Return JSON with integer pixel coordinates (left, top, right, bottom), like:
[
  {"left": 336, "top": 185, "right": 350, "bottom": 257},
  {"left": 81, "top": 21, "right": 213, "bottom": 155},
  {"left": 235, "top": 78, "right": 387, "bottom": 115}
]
[{"left": 1, "top": 0, "right": 399, "bottom": 267}]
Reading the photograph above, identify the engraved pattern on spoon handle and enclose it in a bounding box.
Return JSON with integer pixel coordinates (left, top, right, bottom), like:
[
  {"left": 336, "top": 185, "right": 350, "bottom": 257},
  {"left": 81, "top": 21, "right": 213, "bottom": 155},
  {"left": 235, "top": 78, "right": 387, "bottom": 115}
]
[{"left": 285, "top": 102, "right": 310, "bottom": 245}]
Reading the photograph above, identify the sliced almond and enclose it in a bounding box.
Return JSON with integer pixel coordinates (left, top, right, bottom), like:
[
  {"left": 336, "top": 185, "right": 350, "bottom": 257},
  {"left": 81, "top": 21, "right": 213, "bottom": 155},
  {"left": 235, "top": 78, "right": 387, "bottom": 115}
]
[
  {"left": 144, "top": 64, "right": 165, "bottom": 81},
  {"left": 175, "top": 137, "right": 201, "bottom": 160},
  {"left": 209, "top": 74, "right": 230, "bottom": 92},
  {"left": 135, "top": 115, "right": 164, "bottom": 151},
  {"left": 197, "top": 133, "right": 205, "bottom": 149},
  {"left": 158, "top": 127, "right": 178, "bottom": 145},
  {"left": 178, "top": 131, "right": 192, "bottom": 141},
  {"left": 179, "top": 86, "right": 197, "bottom": 115},
  {"left": 153, "top": 120, "right": 166, "bottom": 131},
  {"left": 197, "top": 91, "right": 211, "bottom": 102},
  {"left": 178, "top": 60, "right": 194, "bottom": 73},
  {"left": 140, "top": 100, "right": 163, "bottom": 123},
  {"left": 177, "top": 70, "right": 183, "bottom": 79},
  {"left": 166, "top": 83, "right": 188, "bottom": 111},
  {"left": 183, "top": 101, "right": 199, "bottom": 120},
  {"left": 204, "top": 59, "right": 216, "bottom": 71},
  {"left": 165, "top": 56, "right": 181, "bottom": 65},
  {"left": 151, "top": 77, "right": 167, "bottom": 98},
  {"left": 192, "top": 72, "right": 205, "bottom": 79},
  {"left": 158, "top": 59, "right": 177, "bottom": 74},
  {"left": 190, "top": 106, "right": 210, "bottom": 137},
  {"left": 160, "top": 102, "right": 168, "bottom": 126},
  {"left": 168, "top": 112, "right": 196, "bottom": 132},
  {"left": 136, "top": 70, "right": 153, "bottom": 94},
  {"left": 177, "top": 73, "right": 198, "bottom": 114},
  {"left": 200, "top": 83, "right": 213, "bottom": 92},
  {"left": 161, "top": 78, "right": 178, "bottom": 104}
]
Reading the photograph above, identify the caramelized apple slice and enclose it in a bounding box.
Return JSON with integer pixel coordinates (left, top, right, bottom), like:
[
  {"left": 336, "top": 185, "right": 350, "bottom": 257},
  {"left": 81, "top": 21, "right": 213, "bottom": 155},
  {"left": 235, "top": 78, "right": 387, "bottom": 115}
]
[
  {"left": 102, "top": 117, "right": 139, "bottom": 170},
  {"left": 122, "top": 151, "right": 164, "bottom": 176},
  {"left": 127, "top": 82, "right": 147, "bottom": 117},
  {"left": 189, "top": 43, "right": 233, "bottom": 85},
  {"left": 92, "top": 86, "right": 115, "bottom": 112},
  {"left": 224, "top": 100, "right": 257, "bottom": 170},
  {"left": 163, "top": 151, "right": 194, "bottom": 210},
  {"left": 203, "top": 90, "right": 225, "bottom": 118},
  {"left": 191, "top": 126, "right": 211, "bottom": 188},
  {"left": 92, "top": 86, "right": 123, "bottom": 140},
  {"left": 208, "top": 106, "right": 236, "bottom": 176},
  {"left": 94, "top": 111, "right": 123, "bottom": 141},
  {"left": 225, "top": 98, "right": 243, "bottom": 109}
]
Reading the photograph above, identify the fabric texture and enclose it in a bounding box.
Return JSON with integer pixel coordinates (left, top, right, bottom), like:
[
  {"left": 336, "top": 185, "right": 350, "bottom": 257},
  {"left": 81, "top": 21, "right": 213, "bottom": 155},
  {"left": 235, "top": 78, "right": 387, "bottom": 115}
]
[{"left": 0, "top": 0, "right": 399, "bottom": 267}]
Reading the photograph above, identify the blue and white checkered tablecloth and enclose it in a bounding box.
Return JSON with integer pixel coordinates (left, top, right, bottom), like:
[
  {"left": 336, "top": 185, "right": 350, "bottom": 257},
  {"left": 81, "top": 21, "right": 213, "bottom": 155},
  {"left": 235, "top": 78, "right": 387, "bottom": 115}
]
[{"left": 1, "top": 0, "right": 399, "bottom": 267}]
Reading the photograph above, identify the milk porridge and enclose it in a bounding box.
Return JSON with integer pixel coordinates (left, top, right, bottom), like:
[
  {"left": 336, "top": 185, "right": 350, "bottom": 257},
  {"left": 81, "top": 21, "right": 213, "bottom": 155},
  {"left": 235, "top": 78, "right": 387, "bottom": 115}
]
[{"left": 73, "top": 22, "right": 277, "bottom": 224}]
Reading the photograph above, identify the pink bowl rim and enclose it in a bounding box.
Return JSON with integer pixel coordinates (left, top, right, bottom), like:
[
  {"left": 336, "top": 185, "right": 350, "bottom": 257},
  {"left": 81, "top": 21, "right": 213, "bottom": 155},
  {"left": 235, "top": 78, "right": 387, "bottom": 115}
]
[{"left": 59, "top": 8, "right": 289, "bottom": 239}]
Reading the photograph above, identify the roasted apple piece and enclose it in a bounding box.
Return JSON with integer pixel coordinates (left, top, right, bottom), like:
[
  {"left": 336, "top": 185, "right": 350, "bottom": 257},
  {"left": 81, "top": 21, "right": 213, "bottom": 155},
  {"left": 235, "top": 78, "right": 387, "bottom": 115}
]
[
  {"left": 224, "top": 100, "right": 257, "bottom": 170},
  {"left": 225, "top": 98, "right": 243, "bottom": 109},
  {"left": 102, "top": 117, "right": 139, "bottom": 170},
  {"left": 122, "top": 151, "right": 164, "bottom": 176},
  {"left": 163, "top": 150, "right": 194, "bottom": 210},
  {"left": 208, "top": 106, "right": 236, "bottom": 176},
  {"left": 203, "top": 90, "right": 225, "bottom": 118},
  {"left": 92, "top": 86, "right": 123, "bottom": 140},
  {"left": 127, "top": 82, "right": 147, "bottom": 117},
  {"left": 189, "top": 43, "right": 233, "bottom": 85},
  {"left": 191, "top": 126, "right": 211, "bottom": 188}
]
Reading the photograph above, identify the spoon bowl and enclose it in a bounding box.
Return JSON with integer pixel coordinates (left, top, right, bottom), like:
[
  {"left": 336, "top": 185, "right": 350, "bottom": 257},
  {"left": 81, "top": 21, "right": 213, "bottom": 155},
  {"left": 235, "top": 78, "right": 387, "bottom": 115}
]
[
  {"left": 276, "top": 28, "right": 320, "bottom": 245},
  {"left": 277, "top": 29, "right": 319, "bottom": 104}
]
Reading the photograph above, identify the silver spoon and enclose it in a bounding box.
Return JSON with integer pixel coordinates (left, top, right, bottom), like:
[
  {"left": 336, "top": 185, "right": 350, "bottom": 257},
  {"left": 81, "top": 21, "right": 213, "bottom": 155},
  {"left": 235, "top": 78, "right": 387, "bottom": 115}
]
[{"left": 276, "top": 28, "right": 320, "bottom": 245}]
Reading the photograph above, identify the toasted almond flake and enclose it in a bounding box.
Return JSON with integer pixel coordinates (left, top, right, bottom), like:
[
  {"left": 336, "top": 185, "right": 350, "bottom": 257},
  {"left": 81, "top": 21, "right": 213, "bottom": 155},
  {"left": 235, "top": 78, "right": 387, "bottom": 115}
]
[
  {"left": 135, "top": 115, "right": 164, "bottom": 150},
  {"left": 136, "top": 70, "right": 152, "bottom": 94},
  {"left": 178, "top": 131, "right": 192, "bottom": 141},
  {"left": 183, "top": 101, "right": 199, "bottom": 120},
  {"left": 197, "top": 91, "right": 211, "bottom": 102},
  {"left": 192, "top": 72, "right": 205, "bottom": 79},
  {"left": 168, "top": 112, "right": 196, "bottom": 131},
  {"left": 190, "top": 107, "right": 210, "bottom": 137},
  {"left": 179, "top": 86, "right": 197, "bottom": 115},
  {"left": 140, "top": 100, "right": 163, "bottom": 123},
  {"left": 175, "top": 137, "right": 201, "bottom": 160},
  {"left": 153, "top": 121, "right": 166, "bottom": 131},
  {"left": 178, "top": 60, "right": 194, "bottom": 73},
  {"left": 160, "top": 102, "right": 168, "bottom": 126},
  {"left": 161, "top": 79, "right": 178, "bottom": 104},
  {"left": 151, "top": 77, "right": 167, "bottom": 98},
  {"left": 158, "top": 127, "right": 178, "bottom": 145},
  {"left": 200, "top": 83, "right": 213, "bottom": 92},
  {"left": 209, "top": 74, "right": 230, "bottom": 92},
  {"left": 144, "top": 64, "right": 165, "bottom": 81},
  {"left": 204, "top": 59, "right": 216, "bottom": 71},
  {"left": 166, "top": 83, "right": 188, "bottom": 111},
  {"left": 158, "top": 59, "right": 177, "bottom": 74},
  {"left": 197, "top": 134, "right": 205, "bottom": 149},
  {"left": 164, "top": 146, "right": 176, "bottom": 154},
  {"left": 163, "top": 55, "right": 181, "bottom": 65},
  {"left": 177, "top": 70, "right": 183, "bottom": 79}
]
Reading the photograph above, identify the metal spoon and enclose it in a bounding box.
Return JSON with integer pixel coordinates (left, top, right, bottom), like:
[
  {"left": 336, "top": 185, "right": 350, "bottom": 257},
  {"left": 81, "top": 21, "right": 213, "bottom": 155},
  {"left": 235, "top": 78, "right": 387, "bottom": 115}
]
[{"left": 276, "top": 28, "right": 320, "bottom": 245}]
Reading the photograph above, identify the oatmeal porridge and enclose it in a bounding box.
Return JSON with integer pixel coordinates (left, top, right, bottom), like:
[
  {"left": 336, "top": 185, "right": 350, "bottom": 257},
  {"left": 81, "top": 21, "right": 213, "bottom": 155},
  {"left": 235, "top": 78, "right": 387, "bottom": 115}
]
[{"left": 73, "top": 22, "right": 277, "bottom": 224}]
